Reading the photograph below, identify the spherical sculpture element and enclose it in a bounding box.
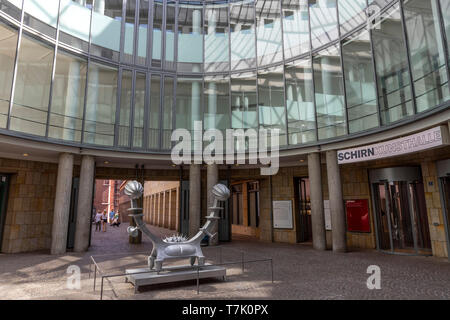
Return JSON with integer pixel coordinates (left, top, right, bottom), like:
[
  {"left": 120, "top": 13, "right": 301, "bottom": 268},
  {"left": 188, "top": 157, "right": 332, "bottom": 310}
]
[
  {"left": 124, "top": 180, "right": 144, "bottom": 199},
  {"left": 212, "top": 184, "right": 230, "bottom": 201}
]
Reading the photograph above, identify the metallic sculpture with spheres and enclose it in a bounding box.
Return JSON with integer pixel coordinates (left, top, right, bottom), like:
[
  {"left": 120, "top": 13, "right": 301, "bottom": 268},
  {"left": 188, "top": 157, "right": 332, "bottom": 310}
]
[{"left": 125, "top": 180, "right": 230, "bottom": 272}]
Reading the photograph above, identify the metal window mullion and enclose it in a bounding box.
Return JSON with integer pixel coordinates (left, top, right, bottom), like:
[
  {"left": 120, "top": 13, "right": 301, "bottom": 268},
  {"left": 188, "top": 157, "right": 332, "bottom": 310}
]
[
  {"left": 130, "top": 69, "right": 136, "bottom": 148},
  {"left": 308, "top": 1, "right": 319, "bottom": 142},
  {"left": 45, "top": 0, "right": 62, "bottom": 139},
  {"left": 171, "top": 76, "right": 176, "bottom": 151},
  {"left": 435, "top": 0, "right": 450, "bottom": 94},
  {"left": 143, "top": 72, "right": 149, "bottom": 150},
  {"left": 147, "top": 0, "right": 153, "bottom": 69},
  {"left": 253, "top": 1, "right": 260, "bottom": 138},
  {"left": 399, "top": 0, "right": 417, "bottom": 115},
  {"left": 173, "top": 1, "right": 178, "bottom": 72},
  {"left": 279, "top": 0, "right": 289, "bottom": 146},
  {"left": 336, "top": 0, "right": 350, "bottom": 136},
  {"left": 119, "top": 0, "right": 126, "bottom": 63},
  {"left": 6, "top": 0, "right": 25, "bottom": 130},
  {"left": 133, "top": 0, "right": 139, "bottom": 66},
  {"left": 114, "top": 68, "right": 123, "bottom": 147},
  {"left": 80, "top": 0, "right": 94, "bottom": 145},
  {"left": 227, "top": 1, "right": 232, "bottom": 132}
]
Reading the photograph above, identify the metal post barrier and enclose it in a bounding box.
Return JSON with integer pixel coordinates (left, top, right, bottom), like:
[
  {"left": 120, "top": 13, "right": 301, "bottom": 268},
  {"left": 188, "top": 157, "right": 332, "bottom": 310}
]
[
  {"left": 100, "top": 277, "right": 104, "bottom": 300},
  {"left": 196, "top": 266, "right": 200, "bottom": 295},
  {"left": 270, "top": 259, "right": 274, "bottom": 283},
  {"left": 93, "top": 264, "right": 97, "bottom": 291}
]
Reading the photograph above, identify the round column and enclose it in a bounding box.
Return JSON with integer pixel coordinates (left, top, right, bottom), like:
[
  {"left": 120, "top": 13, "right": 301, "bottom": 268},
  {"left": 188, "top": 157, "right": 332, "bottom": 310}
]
[
  {"left": 307, "top": 153, "right": 326, "bottom": 250},
  {"left": 74, "top": 155, "right": 95, "bottom": 252},
  {"left": 207, "top": 163, "right": 219, "bottom": 245},
  {"left": 51, "top": 153, "right": 74, "bottom": 255},
  {"left": 326, "top": 150, "right": 347, "bottom": 252},
  {"left": 189, "top": 164, "right": 201, "bottom": 237}
]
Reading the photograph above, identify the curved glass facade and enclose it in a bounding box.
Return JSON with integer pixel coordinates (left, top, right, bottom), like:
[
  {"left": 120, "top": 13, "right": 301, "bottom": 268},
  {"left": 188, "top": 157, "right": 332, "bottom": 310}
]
[{"left": 0, "top": 0, "right": 448, "bottom": 153}]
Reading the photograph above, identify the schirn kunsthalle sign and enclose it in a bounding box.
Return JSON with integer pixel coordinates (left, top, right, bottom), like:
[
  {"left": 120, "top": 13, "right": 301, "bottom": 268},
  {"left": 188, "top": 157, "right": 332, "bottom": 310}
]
[{"left": 338, "top": 126, "right": 448, "bottom": 164}]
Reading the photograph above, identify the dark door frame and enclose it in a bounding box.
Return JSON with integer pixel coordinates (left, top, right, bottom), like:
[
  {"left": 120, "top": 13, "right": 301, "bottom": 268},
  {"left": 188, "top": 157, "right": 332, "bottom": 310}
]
[
  {"left": 0, "top": 174, "right": 11, "bottom": 251},
  {"left": 436, "top": 159, "right": 450, "bottom": 261}
]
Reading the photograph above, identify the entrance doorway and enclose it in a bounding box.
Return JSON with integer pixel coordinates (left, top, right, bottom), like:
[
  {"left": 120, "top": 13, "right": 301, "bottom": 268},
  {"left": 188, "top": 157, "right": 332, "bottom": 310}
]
[
  {"left": 0, "top": 175, "right": 10, "bottom": 250},
  {"left": 294, "top": 177, "right": 312, "bottom": 243},
  {"left": 370, "top": 167, "right": 431, "bottom": 255},
  {"left": 437, "top": 159, "right": 450, "bottom": 261}
]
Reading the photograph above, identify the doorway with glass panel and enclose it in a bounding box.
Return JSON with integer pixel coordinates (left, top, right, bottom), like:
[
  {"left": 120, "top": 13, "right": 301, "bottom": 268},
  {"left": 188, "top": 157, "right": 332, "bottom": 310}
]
[
  {"left": 370, "top": 167, "right": 431, "bottom": 255},
  {"left": 437, "top": 159, "right": 450, "bottom": 261}
]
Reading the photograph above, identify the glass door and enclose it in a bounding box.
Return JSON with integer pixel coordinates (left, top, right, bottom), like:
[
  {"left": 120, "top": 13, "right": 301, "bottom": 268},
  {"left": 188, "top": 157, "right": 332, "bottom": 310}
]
[
  {"left": 370, "top": 167, "right": 431, "bottom": 255},
  {"left": 0, "top": 175, "right": 10, "bottom": 251},
  {"left": 295, "top": 178, "right": 312, "bottom": 243}
]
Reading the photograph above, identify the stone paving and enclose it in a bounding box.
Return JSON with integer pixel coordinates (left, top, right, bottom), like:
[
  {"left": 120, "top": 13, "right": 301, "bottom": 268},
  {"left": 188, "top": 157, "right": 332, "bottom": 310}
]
[{"left": 0, "top": 223, "right": 449, "bottom": 300}]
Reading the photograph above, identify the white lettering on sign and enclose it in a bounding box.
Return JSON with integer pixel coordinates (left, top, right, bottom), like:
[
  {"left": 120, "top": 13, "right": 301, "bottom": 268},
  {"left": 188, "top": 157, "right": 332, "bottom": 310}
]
[{"left": 338, "top": 126, "right": 447, "bottom": 164}]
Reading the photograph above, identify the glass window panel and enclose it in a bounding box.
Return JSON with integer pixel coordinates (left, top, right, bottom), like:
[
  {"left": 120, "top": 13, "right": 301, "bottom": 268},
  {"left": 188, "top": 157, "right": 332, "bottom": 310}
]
[
  {"left": 204, "top": 75, "right": 230, "bottom": 133},
  {"left": 342, "top": 28, "right": 379, "bottom": 134},
  {"left": 176, "top": 77, "right": 202, "bottom": 137},
  {"left": 231, "top": 72, "right": 258, "bottom": 152},
  {"left": 136, "top": 0, "right": 149, "bottom": 65},
  {"left": 404, "top": 0, "right": 449, "bottom": 113},
  {"left": 162, "top": 77, "right": 174, "bottom": 149},
  {"left": 258, "top": 66, "right": 287, "bottom": 146},
  {"left": 282, "top": 0, "right": 310, "bottom": 60},
  {"left": 285, "top": 58, "right": 316, "bottom": 145},
  {"left": 256, "top": 0, "right": 283, "bottom": 66},
  {"left": 338, "top": 0, "right": 367, "bottom": 35},
  {"left": 48, "top": 51, "right": 87, "bottom": 142},
  {"left": 0, "top": 0, "right": 23, "bottom": 20},
  {"left": 372, "top": 4, "right": 414, "bottom": 124},
  {"left": 0, "top": 21, "right": 17, "bottom": 129},
  {"left": 177, "top": 3, "right": 203, "bottom": 72},
  {"left": 205, "top": 3, "right": 230, "bottom": 73},
  {"left": 91, "top": 0, "right": 122, "bottom": 61},
  {"left": 313, "top": 44, "right": 347, "bottom": 140},
  {"left": 124, "top": 0, "right": 136, "bottom": 64},
  {"left": 23, "top": 0, "right": 59, "bottom": 38},
  {"left": 118, "top": 70, "right": 133, "bottom": 147},
  {"left": 10, "top": 34, "right": 53, "bottom": 137},
  {"left": 83, "top": 63, "right": 118, "bottom": 146},
  {"left": 149, "top": 75, "right": 161, "bottom": 149},
  {"left": 309, "top": 0, "right": 339, "bottom": 49},
  {"left": 152, "top": 0, "right": 163, "bottom": 67},
  {"left": 133, "top": 72, "right": 146, "bottom": 148},
  {"left": 165, "top": 1, "right": 176, "bottom": 69},
  {"left": 230, "top": 0, "right": 256, "bottom": 70},
  {"left": 59, "top": 0, "right": 92, "bottom": 50},
  {"left": 441, "top": 0, "right": 450, "bottom": 63}
]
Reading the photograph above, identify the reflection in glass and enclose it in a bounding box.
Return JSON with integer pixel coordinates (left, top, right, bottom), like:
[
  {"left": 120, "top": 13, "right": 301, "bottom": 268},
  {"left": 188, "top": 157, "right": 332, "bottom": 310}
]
[
  {"left": 230, "top": 1, "right": 256, "bottom": 70},
  {"left": 0, "top": 0, "right": 23, "bottom": 20},
  {"left": 256, "top": 0, "right": 283, "bottom": 66},
  {"left": 441, "top": 0, "right": 450, "bottom": 62},
  {"left": 205, "top": 3, "right": 229, "bottom": 73},
  {"left": 49, "top": 51, "right": 87, "bottom": 142},
  {"left": 177, "top": 3, "right": 203, "bottom": 72},
  {"left": 176, "top": 77, "right": 202, "bottom": 136},
  {"left": 152, "top": 1, "right": 163, "bottom": 67},
  {"left": 338, "top": 0, "right": 367, "bottom": 35},
  {"left": 204, "top": 75, "right": 230, "bottom": 134},
  {"left": 282, "top": 0, "right": 310, "bottom": 60},
  {"left": 162, "top": 77, "right": 174, "bottom": 150},
  {"left": 10, "top": 34, "right": 54, "bottom": 137},
  {"left": 342, "top": 28, "right": 379, "bottom": 133},
  {"left": 23, "top": 0, "right": 59, "bottom": 38},
  {"left": 372, "top": 4, "right": 414, "bottom": 124},
  {"left": 58, "top": 0, "right": 92, "bottom": 51},
  {"left": 285, "top": 58, "right": 316, "bottom": 145},
  {"left": 84, "top": 63, "right": 118, "bottom": 146},
  {"left": 231, "top": 72, "right": 258, "bottom": 151},
  {"left": 137, "top": 0, "right": 149, "bottom": 65},
  {"left": 124, "top": 0, "right": 136, "bottom": 64},
  {"left": 313, "top": 45, "right": 347, "bottom": 140},
  {"left": 118, "top": 70, "right": 133, "bottom": 147},
  {"left": 404, "top": 0, "right": 449, "bottom": 113},
  {"left": 165, "top": 1, "right": 176, "bottom": 69},
  {"left": 0, "top": 22, "right": 17, "bottom": 129},
  {"left": 91, "top": 0, "right": 122, "bottom": 61},
  {"left": 133, "top": 72, "right": 146, "bottom": 148},
  {"left": 258, "top": 67, "right": 287, "bottom": 146},
  {"left": 309, "top": 0, "right": 339, "bottom": 49},
  {"left": 149, "top": 75, "right": 161, "bottom": 149}
]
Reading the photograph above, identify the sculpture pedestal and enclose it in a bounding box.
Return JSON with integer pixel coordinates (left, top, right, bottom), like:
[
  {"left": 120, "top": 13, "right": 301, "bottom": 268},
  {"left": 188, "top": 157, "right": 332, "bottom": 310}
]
[{"left": 125, "top": 264, "right": 226, "bottom": 293}]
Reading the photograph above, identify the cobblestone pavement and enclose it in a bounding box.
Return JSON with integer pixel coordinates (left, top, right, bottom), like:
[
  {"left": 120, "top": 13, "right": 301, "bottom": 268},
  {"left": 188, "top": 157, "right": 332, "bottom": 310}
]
[{"left": 0, "top": 223, "right": 449, "bottom": 300}]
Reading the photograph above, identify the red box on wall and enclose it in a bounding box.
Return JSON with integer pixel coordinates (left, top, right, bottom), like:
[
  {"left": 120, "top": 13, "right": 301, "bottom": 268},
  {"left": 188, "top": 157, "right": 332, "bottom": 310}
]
[{"left": 345, "top": 199, "right": 370, "bottom": 233}]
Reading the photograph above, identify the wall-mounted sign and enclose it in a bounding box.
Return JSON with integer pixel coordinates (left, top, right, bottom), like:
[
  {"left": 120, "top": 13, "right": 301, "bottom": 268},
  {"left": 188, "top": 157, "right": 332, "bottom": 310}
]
[
  {"left": 273, "top": 200, "right": 293, "bottom": 229},
  {"left": 345, "top": 199, "right": 370, "bottom": 233},
  {"left": 338, "top": 126, "right": 449, "bottom": 164},
  {"left": 324, "top": 200, "right": 331, "bottom": 231}
]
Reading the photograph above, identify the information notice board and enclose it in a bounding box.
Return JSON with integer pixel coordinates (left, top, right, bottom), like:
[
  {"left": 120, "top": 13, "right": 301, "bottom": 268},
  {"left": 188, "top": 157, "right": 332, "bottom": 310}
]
[{"left": 273, "top": 200, "right": 293, "bottom": 229}]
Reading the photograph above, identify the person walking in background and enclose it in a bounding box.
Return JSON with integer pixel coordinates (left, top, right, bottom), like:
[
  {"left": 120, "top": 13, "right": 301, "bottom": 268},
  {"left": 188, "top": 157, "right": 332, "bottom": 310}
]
[
  {"left": 109, "top": 209, "right": 115, "bottom": 225},
  {"left": 102, "top": 209, "right": 108, "bottom": 232},
  {"left": 111, "top": 211, "right": 121, "bottom": 227},
  {"left": 95, "top": 211, "right": 102, "bottom": 231}
]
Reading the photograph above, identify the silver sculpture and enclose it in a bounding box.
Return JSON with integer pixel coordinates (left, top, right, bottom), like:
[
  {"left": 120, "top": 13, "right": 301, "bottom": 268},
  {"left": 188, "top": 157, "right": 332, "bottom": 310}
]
[{"left": 125, "top": 180, "right": 230, "bottom": 272}]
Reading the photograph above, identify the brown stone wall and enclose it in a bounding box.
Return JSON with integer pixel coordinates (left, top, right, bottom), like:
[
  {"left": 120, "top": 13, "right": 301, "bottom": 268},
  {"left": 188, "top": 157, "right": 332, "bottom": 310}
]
[{"left": 0, "top": 158, "right": 58, "bottom": 253}]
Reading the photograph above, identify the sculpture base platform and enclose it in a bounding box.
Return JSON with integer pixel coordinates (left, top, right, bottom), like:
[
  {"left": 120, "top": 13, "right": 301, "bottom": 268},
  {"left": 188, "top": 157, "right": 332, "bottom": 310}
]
[{"left": 125, "top": 264, "right": 226, "bottom": 293}]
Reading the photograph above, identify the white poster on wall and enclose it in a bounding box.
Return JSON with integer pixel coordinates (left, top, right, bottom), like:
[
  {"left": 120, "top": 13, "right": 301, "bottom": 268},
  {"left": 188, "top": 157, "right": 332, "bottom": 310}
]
[
  {"left": 273, "top": 200, "right": 293, "bottom": 229},
  {"left": 324, "top": 200, "right": 332, "bottom": 231}
]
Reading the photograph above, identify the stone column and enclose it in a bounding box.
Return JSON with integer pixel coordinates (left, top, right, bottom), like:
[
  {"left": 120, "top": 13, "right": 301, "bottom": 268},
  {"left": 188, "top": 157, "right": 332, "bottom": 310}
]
[
  {"left": 326, "top": 150, "right": 347, "bottom": 252},
  {"left": 207, "top": 164, "right": 219, "bottom": 245},
  {"left": 74, "top": 155, "right": 95, "bottom": 252},
  {"left": 307, "top": 153, "right": 326, "bottom": 250},
  {"left": 189, "top": 164, "right": 201, "bottom": 237},
  {"left": 51, "top": 153, "right": 74, "bottom": 255}
]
